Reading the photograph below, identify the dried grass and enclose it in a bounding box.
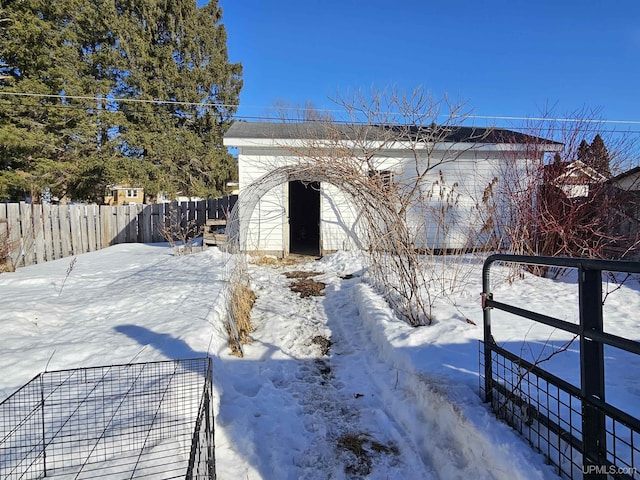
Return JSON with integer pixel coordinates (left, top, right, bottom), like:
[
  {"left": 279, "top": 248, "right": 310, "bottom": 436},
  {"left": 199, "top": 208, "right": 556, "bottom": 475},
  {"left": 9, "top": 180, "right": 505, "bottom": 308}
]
[
  {"left": 284, "top": 270, "right": 323, "bottom": 279},
  {"left": 251, "top": 255, "right": 316, "bottom": 267},
  {"left": 227, "top": 280, "right": 256, "bottom": 356},
  {"left": 311, "top": 335, "right": 332, "bottom": 355},
  {"left": 251, "top": 255, "right": 278, "bottom": 266}
]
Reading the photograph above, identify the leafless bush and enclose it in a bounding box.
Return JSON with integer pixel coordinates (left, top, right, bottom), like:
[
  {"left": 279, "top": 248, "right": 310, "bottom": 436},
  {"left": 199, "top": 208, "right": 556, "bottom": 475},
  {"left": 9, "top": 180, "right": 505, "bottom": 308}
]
[
  {"left": 225, "top": 88, "right": 506, "bottom": 327},
  {"left": 159, "top": 205, "right": 203, "bottom": 255},
  {"left": 497, "top": 107, "right": 639, "bottom": 276}
]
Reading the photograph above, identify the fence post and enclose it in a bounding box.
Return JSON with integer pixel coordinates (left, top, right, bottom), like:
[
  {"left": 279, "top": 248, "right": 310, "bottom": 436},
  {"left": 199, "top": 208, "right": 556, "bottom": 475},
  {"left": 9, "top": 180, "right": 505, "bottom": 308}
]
[
  {"left": 579, "top": 265, "right": 606, "bottom": 476},
  {"left": 481, "top": 257, "right": 494, "bottom": 404}
]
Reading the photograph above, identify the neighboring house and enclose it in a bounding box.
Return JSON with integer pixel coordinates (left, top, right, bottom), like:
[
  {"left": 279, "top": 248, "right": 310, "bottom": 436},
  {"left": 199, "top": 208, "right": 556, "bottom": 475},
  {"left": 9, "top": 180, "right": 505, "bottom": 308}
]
[
  {"left": 223, "top": 122, "right": 561, "bottom": 257},
  {"left": 104, "top": 186, "right": 144, "bottom": 206},
  {"left": 609, "top": 166, "right": 640, "bottom": 256},
  {"left": 545, "top": 159, "right": 607, "bottom": 199},
  {"left": 610, "top": 165, "right": 640, "bottom": 193}
]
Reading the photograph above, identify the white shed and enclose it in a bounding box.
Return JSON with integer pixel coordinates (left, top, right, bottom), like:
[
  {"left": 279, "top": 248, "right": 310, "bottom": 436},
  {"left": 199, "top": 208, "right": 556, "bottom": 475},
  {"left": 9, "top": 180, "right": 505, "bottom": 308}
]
[{"left": 223, "top": 122, "right": 560, "bottom": 257}]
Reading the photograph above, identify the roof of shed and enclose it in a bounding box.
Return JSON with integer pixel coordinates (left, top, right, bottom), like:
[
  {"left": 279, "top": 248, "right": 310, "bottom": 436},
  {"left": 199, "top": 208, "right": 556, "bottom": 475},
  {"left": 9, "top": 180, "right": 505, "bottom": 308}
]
[{"left": 224, "top": 121, "right": 562, "bottom": 146}]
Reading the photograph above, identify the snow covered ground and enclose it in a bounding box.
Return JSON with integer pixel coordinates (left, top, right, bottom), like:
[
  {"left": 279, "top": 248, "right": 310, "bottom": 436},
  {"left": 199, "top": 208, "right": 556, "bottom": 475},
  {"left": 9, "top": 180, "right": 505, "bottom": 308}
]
[{"left": 0, "top": 243, "right": 638, "bottom": 479}]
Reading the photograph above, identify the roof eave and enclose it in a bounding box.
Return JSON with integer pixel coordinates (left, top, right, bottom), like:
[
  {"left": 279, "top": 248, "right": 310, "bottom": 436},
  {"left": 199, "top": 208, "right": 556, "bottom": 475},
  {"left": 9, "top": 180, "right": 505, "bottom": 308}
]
[{"left": 224, "top": 136, "right": 563, "bottom": 153}]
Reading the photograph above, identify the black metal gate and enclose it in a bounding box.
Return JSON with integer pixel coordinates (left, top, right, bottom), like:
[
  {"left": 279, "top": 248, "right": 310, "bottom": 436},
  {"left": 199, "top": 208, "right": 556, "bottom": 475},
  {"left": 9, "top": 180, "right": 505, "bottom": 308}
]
[{"left": 480, "top": 254, "right": 640, "bottom": 479}]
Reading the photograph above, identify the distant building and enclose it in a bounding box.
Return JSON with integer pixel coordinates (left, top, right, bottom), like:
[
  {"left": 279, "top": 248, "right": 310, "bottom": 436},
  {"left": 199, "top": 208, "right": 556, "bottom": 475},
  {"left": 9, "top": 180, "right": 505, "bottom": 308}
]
[
  {"left": 104, "top": 186, "right": 144, "bottom": 206},
  {"left": 544, "top": 159, "right": 607, "bottom": 199},
  {"left": 608, "top": 166, "right": 640, "bottom": 257}
]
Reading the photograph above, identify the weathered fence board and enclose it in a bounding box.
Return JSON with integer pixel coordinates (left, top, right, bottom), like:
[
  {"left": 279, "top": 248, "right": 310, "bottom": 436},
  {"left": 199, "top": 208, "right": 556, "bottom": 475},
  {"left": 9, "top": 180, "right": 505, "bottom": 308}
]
[
  {"left": 42, "top": 205, "right": 54, "bottom": 261},
  {"left": 0, "top": 196, "right": 237, "bottom": 268},
  {"left": 6, "top": 203, "right": 21, "bottom": 267},
  {"left": 59, "top": 205, "right": 72, "bottom": 259},
  {"left": 32, "top": 207, "right": 45, "bottom": 264}
]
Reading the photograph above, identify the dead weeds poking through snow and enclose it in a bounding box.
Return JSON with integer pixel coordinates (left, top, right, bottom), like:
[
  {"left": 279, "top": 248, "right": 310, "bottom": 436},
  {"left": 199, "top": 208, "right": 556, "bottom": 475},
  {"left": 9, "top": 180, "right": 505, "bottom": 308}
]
[
  {"left": 228, "top": 281, "right": 256, "bottom": 357},
  {"left": 251, "top": 255, "right": 310, "bottom": 267},
  {"left": 336, "top": 432, "right": 399, "bottom": 476}
]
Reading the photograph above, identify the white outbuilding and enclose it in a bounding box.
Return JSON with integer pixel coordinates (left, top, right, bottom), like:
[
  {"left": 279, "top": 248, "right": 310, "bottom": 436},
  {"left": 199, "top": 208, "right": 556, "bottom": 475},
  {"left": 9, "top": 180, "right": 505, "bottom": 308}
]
[{"left": 223, "top": 122, "right": 561, "bottom": 257}]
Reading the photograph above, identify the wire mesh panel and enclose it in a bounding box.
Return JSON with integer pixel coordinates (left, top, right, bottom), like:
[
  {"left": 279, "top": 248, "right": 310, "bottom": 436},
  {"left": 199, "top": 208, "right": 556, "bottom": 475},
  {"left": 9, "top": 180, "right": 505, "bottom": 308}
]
[
  {"left": 480, "top": 342, "right": 640, "bottom": 479},
  {"left": 0, "top": 376, "right": 46, "bottom": 479},
  {"left": 0, "top": 358, "right": 215, "bottom": 480},
  {"left": 481, "top": 255, "right": 640, "bottom": 480}
]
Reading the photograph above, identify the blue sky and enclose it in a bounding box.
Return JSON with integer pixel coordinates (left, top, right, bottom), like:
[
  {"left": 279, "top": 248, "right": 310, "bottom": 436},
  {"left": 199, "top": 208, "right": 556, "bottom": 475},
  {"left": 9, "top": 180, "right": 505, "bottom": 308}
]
[{"left": 218, "top": 1, "right": 640, "bottom": 126}]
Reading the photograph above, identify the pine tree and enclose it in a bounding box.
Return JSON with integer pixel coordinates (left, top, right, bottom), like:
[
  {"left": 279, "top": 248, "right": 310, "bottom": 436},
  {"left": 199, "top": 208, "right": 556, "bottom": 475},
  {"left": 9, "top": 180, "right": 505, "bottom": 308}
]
[
  {"left": 575, "top": 136, "right": 611, "bottom": 178},
  {"left": 589, "top": 134, "right": 611, "bottom": 177},
  {"left": 576, "top": 139, "right": 591, "bottom": 165},
  {"left": 0, "top": 0, "right": 242, "bottom": 201}
]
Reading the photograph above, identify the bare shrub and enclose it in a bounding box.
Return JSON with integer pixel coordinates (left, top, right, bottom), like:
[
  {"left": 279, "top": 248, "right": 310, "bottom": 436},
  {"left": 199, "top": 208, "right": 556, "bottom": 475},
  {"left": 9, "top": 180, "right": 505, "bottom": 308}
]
[
  {"left": 497, "top": 107, "right": 639, "bottom": 275},
  {"left": 159, "top": 204, "right": 203, "bottom": 255},
  {"left": 224, "top": 87, "right": 554, "bottom": 327}
]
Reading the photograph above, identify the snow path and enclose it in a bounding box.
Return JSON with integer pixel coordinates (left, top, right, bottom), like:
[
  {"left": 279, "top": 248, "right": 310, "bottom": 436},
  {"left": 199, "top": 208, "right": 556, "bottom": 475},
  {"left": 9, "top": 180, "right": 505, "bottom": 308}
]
[{"left": 215, "top": 257, "right": 518, "bottom": 479}]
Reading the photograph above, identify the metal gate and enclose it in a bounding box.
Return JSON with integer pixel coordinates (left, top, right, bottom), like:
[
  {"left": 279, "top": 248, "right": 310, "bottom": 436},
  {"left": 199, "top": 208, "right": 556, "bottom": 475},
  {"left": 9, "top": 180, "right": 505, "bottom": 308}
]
[{"left": 480, "top": 254, "right": 640, "bottom": 479}]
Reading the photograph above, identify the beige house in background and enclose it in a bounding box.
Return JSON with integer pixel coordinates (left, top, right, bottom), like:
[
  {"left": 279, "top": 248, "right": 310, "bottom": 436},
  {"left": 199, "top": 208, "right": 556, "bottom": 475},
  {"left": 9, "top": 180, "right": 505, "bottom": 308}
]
[{"left": 104, "top": 186, "right": 144, "bottom": 206}]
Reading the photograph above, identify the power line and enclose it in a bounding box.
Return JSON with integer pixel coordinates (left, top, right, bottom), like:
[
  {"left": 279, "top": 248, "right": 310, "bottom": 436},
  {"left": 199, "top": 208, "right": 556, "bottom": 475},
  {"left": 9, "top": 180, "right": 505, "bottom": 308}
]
[
  {"left": 464, "top": 115, "right": 640, "bottom": 126},
  {"left": 2, "top": 90, "right": 640, "bottom": 129},
  {"left": 0, "top": 91, "right": 231, "bottom": 108}
]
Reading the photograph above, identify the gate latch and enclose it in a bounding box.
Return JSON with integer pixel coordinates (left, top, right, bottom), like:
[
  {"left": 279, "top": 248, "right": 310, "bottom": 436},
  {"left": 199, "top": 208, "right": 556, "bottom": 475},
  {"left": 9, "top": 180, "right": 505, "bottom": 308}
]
[{"left": 481, "top": 292, "right": 493, "bottom": 310}]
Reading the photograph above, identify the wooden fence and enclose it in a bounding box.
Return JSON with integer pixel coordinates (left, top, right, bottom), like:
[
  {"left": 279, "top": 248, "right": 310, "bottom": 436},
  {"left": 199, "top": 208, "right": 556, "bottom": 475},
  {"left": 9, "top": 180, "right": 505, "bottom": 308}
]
[{"left": 0, "top": 196, "right": 236, "bottom": 269}]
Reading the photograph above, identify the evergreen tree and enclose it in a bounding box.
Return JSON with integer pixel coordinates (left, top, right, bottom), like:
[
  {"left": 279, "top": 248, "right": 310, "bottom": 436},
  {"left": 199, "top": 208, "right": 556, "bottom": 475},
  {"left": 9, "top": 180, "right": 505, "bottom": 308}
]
[
  {"left": 0, "top": 0, "right": 241, "bottom": 201},
  {"left": 589, "top": 134, "right": 611, "bottom": 177},
  {"left": 575, "top": 136, "right": 611, "bottom": 178},
  {"left": 576, "top": 139, "right": 591, "bottom": 165}
]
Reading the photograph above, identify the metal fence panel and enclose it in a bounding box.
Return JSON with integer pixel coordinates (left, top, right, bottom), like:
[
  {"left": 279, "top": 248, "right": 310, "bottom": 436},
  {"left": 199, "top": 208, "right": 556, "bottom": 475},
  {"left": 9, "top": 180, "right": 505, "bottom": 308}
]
[
  {"left": 0, "top": 358, "right": 215, "bottom": 480},
  {"left": 481, "top": 254, "right": 640, "bottom": 479}
]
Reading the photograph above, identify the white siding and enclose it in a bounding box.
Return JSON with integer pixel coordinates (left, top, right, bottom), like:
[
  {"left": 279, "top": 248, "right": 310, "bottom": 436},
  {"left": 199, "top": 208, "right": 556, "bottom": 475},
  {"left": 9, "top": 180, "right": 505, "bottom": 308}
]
[
  {"left": 235, "top": 145, "right": 526, "bottom": 254},
  {"left": 237, "top": 149, "right": 287, "bottom": 254},
  {"left": 320, "top": 184, "right": 362, "bottom": 252}
]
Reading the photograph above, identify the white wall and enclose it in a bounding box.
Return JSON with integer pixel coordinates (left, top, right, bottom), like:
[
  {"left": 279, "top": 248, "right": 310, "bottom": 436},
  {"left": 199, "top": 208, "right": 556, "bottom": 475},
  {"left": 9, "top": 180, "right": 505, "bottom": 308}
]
[
  {"left": 236, "top": 145, "right": 524, "bottom": 254},
  {"left": 237, "top": 149, "right": 286, "bottom": 254}
]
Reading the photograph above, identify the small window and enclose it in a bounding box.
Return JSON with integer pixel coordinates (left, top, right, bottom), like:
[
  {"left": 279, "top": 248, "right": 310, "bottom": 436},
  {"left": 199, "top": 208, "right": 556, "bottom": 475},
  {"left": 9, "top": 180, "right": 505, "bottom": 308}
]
[
  {"left": 126, "top": 189, "right": 139, "bottom": 198},
  {"left": 368, "top": 170, "right": 394, "bottom": 188}
]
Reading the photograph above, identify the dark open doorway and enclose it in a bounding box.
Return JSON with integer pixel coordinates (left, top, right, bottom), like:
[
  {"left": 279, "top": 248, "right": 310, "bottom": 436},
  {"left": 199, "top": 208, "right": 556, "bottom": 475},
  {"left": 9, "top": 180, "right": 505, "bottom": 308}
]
[{"left": 288, "top": 181, "right": 320, "bottom": 256}]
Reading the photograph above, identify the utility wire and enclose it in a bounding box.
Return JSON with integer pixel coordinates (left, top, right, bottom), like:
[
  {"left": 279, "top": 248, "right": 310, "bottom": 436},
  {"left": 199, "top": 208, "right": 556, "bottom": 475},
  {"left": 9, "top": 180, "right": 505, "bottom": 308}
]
[
  {"left": 0, "top": 90, "right": 229, "bottom": 108},
  {"left": 2, "top": 90, "right": 640, "bottom": 130}
]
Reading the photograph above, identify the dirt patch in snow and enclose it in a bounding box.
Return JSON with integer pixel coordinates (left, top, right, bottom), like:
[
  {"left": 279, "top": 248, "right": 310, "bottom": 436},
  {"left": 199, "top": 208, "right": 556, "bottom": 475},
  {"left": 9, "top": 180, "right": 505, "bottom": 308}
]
[
  {"left": 311, "top": 335, "right": 332, "bottom": 355},
  {"left": 284, "top": 270, "right": 323, "bottom": 279},
  {"left": 336, "top": 432, "right": 399, "bottom": 476},
  {"left": 289, "top": 278, "right": 326, "bottom": 297}
]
